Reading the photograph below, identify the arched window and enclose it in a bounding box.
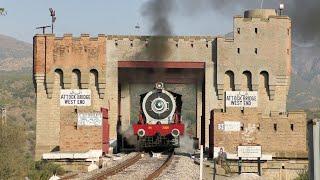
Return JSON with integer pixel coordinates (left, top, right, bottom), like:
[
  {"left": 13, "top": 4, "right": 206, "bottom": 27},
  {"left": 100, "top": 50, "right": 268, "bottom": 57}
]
[
  {"left": 260, "top": 71, "right": 269, "bottom": 91},
  {"left": 243, "top": 71, "right": 252, "bottom": 91},
  {"left": 90, "top": 69, "right": 99, "bottom": 90},
  {"left": 225, "top": 70, "right": 235, "bottom": 91},
  {"left": 72, "top": 69, "right": 81, "bottom": 89},
  {"left": 54, "top": 69, "right": 64, "bottom": 88}
]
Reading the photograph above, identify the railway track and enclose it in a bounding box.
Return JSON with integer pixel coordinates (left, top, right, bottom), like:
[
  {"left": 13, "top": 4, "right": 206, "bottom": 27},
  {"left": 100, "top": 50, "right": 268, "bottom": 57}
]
[
  {"left": 89, "top": 150, "right": 174, "bottom": 180},
  {"left": 87, "top": 152, "right": 143, "bottom": 180},
  {"left": 145, "top": 150, "right": 174, "bottom": 180},
  {"left": 62, "top": 150, "right": 174, "bottom": 180}
]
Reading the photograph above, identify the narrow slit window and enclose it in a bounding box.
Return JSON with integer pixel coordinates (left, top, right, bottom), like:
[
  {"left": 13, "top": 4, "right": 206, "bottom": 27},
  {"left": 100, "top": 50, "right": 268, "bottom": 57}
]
[
  {"left": 287, "top": 28, "right": 290, "bottom": 35},
  {"left": 255, "top": 48, "right": 258, "bottom": 54},
  {"left": 255, "top": 28, "right": 258, "bottom": 34},
  {"left": 287, "top": 49, "right": 290, "bottom": 55},
  {"left": 257, "top": 124, "right": 260, "bottom": 131},
  {"left": 290, "top": 124, "right": 294, "bottom": 131},
  {"left": 237, "top": 28, "right": 241, "bottom": 34},
  {"left": 274, "top": 123, "right": 277, "bottom": 131},
  {"left": 241, "top": 123, "right": 244, "bottom": 131},
  {"left": 237, "top": 48, "right": 240, "bottom": 54}
]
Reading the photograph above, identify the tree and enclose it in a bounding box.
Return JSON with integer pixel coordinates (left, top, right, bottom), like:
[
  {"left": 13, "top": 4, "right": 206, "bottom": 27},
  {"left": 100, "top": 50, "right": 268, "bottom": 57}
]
[
  {"left": 0, "top": 123, "right": 28, "bottom": 179},
  {"left": 0, "top": 8, "right": 7, "bottom": 16}
]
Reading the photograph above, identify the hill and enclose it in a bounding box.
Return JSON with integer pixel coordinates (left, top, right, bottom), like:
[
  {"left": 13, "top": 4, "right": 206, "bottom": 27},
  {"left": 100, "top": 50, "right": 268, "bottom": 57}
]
[
  {"left": 288, "top": 44, "right": 320, "bottom": 110},
  {"left": 0, "top": 35, "right": 32, "bottom": 71}
]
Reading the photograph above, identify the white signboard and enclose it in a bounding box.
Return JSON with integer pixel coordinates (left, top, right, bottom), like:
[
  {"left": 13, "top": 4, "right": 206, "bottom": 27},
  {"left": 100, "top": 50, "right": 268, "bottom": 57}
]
[
  {"left": 238, "top": 146, "right": 261, "bottom": 158},
  {"left": 224, "top": 121, "right": 241, "bottom": 131},
  {"left": 60, "top": 89, "right": 91, "bottom": 106},
  {"left": 77, "top": 112, "right": 102, "bottom": 126},
  {"left": 225, "top": 91, "right": 258, "bottom": 107}
]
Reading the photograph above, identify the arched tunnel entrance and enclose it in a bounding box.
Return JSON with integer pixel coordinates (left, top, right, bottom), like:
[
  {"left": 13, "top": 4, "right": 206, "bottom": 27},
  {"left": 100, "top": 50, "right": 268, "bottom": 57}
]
[{"left": 117, "top": 61, "right": 205, "bottom": 151}]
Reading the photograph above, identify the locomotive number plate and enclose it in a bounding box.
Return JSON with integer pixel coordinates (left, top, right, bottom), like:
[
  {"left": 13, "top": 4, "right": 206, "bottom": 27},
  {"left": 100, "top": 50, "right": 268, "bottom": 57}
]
[{"left": 162, "top": 126, "right": 169, "bottom": 130}]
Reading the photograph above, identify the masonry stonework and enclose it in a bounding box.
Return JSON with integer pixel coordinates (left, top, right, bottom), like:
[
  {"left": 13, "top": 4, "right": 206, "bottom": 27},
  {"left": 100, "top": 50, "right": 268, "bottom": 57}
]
[{"left": 33, "top": 9, "right": 307, "bottom": 160}]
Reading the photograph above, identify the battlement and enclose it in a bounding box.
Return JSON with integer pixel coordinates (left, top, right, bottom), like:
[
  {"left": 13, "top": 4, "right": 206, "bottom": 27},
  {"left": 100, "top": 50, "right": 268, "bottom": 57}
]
[
  {"left": 233, "top": 9, "right": 290, "bottom": 20},
  {"left": 33, "top": 34, "right": 107, "bottom": 99},
  {"left": 35, "top": 33, "right": 106, "bottom": 41},
  {"left": 107, "top": 35, "right": 214, "bottom": 41},
  {"left": 35, "top": 34, "right": 215, "bottom": 42}
]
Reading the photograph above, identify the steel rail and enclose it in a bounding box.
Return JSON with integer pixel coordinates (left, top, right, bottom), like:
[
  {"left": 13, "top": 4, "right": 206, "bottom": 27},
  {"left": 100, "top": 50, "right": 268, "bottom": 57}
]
[
  {"left": 144, "top": 150, "right": 174, "bottom": 180},
  {"left": 88, "top": 152, "right": 143, "bottom": 180}
]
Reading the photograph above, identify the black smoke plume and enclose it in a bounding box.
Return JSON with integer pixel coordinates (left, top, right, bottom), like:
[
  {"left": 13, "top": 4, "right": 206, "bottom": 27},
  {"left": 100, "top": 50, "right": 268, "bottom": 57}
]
[
  {"left": 287, "top": 0, "right": 320, "bottom": 44},
  {"left": 141, "top": 0, "right": 320, "bottom": 45},
  {"left": 178, "top": 0, "right": 320, "bottom": 45},
  {"left": 140, "top": 0, "right": 176, "bottom": 60}
]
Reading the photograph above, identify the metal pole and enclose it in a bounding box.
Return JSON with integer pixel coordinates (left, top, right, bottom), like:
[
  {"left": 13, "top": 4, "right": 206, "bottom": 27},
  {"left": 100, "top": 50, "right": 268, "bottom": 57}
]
[
  {"left": 313, "top": 119, "right": 320, "bottom": 180},
  {"left": 238, "top": 157, "right": 242, "bottom": 175},
  {"left": 258, "top": 157, "right": 261, "bottom": 176},
  {"left": 213, "top": 158, "right": 216, "bottom": 180},
  {"left": 200, "top": 145, "right": 203, "bottom": 180}
]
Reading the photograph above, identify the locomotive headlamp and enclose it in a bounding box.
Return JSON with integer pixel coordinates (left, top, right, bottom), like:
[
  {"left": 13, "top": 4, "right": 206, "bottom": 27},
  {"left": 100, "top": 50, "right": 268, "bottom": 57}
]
[
  {"left": 155, "top": 82, "right": 164, "bottom": 89},
  {"left": 171, "top": 129, "right": 180, "bottom": 137},
  {"left": 137, "top": 129, "right": 145, "bottom": 137}
]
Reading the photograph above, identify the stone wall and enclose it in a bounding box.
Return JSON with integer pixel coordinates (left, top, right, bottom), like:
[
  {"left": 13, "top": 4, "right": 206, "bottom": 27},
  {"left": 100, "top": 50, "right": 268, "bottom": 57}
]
[
  {"left": 212, "top": 109, "right": 307, "bottom": 158},
  {"left": 59, "top": 124, "right": 102, "bottom": 152}
]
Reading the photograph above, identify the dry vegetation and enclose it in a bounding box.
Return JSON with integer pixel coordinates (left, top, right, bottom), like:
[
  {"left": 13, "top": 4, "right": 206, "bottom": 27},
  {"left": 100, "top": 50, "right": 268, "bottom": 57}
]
[
  {"left": 0, "top": 70, "right": 35, "bottom": 154},
  {"left": 0, "top": 70, "right": 66, "bottom": 179}
]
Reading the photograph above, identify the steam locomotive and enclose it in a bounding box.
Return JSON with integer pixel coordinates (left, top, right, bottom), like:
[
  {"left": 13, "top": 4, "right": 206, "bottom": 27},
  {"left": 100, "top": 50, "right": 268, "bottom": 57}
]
[{"left": 133, "top": 82, "right": 185, "bottom": 149}]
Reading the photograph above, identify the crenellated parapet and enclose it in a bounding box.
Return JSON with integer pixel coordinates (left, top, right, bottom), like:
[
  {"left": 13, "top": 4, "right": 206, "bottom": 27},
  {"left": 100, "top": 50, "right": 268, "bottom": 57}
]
[
  {"left": 106, "top": 35, "right": 213, "bottom": 49},
  {"left": 33, "top": 34, "right": 106, "bottom": 98}
]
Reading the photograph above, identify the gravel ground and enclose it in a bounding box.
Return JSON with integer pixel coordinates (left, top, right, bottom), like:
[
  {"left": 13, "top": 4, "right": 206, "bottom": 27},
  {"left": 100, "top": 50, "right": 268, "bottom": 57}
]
[
  {"left": 107, "top": 153, "right": 169, "bottom": 180},
  {"left": 156, "top": 155, "right": 200, "bottom": 180}
]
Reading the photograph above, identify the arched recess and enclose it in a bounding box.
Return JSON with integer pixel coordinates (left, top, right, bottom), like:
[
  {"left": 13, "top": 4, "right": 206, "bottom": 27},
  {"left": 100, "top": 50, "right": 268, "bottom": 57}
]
[
  {"left": 54, "top": 69, "right": 64, "bottom": 88},
  {"left": 243, "top": 71, "right": 252, "bottom": 91},
  {"left": 90, "top": 69, "right": 99, "bottom": 92},
  {"left": 72, "top": 69, "right": 81, "bottom": 89},
  {"left": 224, "top": 70, "right": 235, "bottom": 91},
  {"left": 260, "top": 71, "right": 270, "bottom": 94}
]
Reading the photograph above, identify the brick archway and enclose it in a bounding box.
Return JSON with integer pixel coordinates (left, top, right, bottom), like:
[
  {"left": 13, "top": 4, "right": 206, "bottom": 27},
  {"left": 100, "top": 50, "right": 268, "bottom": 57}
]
[{"left": 117, "top": 61, "right": 206, "bottom": 150}]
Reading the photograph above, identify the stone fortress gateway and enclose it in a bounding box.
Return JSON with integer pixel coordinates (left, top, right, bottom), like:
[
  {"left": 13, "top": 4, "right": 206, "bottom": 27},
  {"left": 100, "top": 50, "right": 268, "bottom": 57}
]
[{"left": 33, "top": 9, "right": 307, "bottom": 160}]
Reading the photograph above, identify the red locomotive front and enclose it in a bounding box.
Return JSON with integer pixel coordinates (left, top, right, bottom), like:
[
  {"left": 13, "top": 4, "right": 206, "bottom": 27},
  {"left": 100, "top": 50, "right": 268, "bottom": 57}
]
[{"left": 132, "top": 82, "right": 185, "bottom": 149}]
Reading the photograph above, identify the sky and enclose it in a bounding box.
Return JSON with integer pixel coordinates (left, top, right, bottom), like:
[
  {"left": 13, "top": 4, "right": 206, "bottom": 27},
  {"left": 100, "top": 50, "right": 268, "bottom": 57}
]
[{"left": 0, "top": 0, "right": 247, "bottom": 43}]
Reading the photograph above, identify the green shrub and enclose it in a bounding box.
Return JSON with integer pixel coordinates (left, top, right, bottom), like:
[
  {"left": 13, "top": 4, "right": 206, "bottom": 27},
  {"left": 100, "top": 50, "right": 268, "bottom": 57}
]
[
  {"left": 27, "top": 160, "right": 65, "bottom": 180},
  {"left": 0, "top": 124, "right": 27, "bottom": 179}
]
